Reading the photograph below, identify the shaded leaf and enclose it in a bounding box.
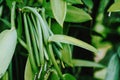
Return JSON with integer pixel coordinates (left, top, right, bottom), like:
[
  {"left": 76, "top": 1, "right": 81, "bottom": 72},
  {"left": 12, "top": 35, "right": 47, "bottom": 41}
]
[
  {"left": 0, "top": 29, "right": 17, "bottom": 78},
  {"left": 51, "top": 21, "right": 63, "bottom": 34},
  {"left": 72, "top": 59, "right": 104, "bottom": 68},
  {"left": 108, "top": 1, "right": 120, "bottom": 12},
  {"left": 50, "top": 0, "right": 66, "bottom": 26},
  {"left": 61, "top": 44, "right": 73, "bottom": 67},
  {"left": 63, "top": 73, "right": 76, "bottom": 80},
  {"left": 0, "top": 18, "right": 11, "bottom": 28},
  {"left": 48, "top": 35, "right": 98, "bottom": 54},
  {"left": 65, "top": 0, "right": 83, "bottom": 4}
]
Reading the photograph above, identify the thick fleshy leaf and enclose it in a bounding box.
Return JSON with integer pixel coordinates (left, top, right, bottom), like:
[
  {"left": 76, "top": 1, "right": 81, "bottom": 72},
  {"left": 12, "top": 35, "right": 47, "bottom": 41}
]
[
  {"left": 45, "top": 4, "right": 92, "bottom": 23},
  {"left": 63, "top": 73, "right": 76, "bottom": 80},
  {"left": 50, "top": 0, "right": 66, "bottom": 26},
  {"left": 25, "top": 58, "right": 34, "bottom": 80},
  {"left": 0, "top": 28, "right": 17, "bottom": 78},
  {"left": 61, "top": 44, "right": 73, "bottom": 67},
  {"left": 65, "top": 0, "right": 83, "bottom": 4},
  {"left": 72, "top": 59, "right": 104, "bottom": 68},
  {"left": 65, "top": 5, "right": 92, "bottom": 22},
  {"left": 48, "top": 35, "right": 98, "bottom": 54},
  {"left": 108, "top": 1, "right": 120, "bottom": 12}
]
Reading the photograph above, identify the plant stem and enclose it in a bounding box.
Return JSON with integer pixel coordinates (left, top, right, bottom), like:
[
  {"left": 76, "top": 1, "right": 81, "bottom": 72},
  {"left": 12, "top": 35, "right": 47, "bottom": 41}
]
[
  {"left": 11, "top": 1, "right": 16, "bottom": 29},
  {"left": 47, "top": 44, "right": 64, "bottom": 80}
]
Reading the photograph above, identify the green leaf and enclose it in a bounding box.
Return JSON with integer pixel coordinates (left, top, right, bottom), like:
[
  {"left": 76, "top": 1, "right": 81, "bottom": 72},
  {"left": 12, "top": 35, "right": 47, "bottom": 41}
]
[
  {"left": 61, "top": 44, "right": 73, "bottom": 67},
  {"left": 6, "top": 0, "right": 14, "bottom": 8},
  {"left": 65, "top": 0, "right": 83, "bottom": 4},
  {"left": 50, "top": 0, "right": 67, "bottom": 26},
  {"left": 65, "top": 5, "right": 92, "bottom": 22},
  {"left": 52, "top": 44, "right": 62, "bottom": 59},
  {"left": 45, "top": 4, "right": 92, "bottom": 23},
  {"left": 108, "top": 1, "right": 120, "bottom": 12},
  {"left": 72, "top": 59, "right": 104, "bottom": 68},
  {"left": 105, "top": 54, "right": 120, "bottom": 80},
  {"left": 0, "top": 29, "right": 17, "bottom": 78},
  {"left": 82, "top": 0, "right": 93, "bottom": 9},
  {"left": 51, "top": 21, "right": 63, "bottom": 34},
  {"left": 48, "top": 35, "right": 98, "bottom": 54},
  {"left": 1, "top": 71, "right": 9, "bottom": 80},
  {"left": 115, "top": 0, "right": 120, "bottom": 2},
  {"left": 25, "top": 58, "right": 34, "bottom": 80},
  {"left": 0, "top": 18, "right": 11, "bottom": 28},
  {"left": 63, "top": 73, "right": 76, "bottom": 80},
  {"left": 47, "top": 44, "right": 63, "bottom": 79}
]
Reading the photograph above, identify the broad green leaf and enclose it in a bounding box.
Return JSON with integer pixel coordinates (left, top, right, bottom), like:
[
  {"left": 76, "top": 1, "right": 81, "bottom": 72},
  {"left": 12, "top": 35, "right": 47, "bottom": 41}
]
[
  {"left": 45, "top": 4, "right": 92, "bottom": 23},
  {"left": 65, "top": 5, "right": 92, "bottom": 22},
  {"left": 63, "top": 73, "right": 76, "bottom": 80},
  {"left": 61, "top": 44, "right": 73, "bottom": 67},
  {"left": 82, "top": 0, "right": 93, "bottom": 9},
  {"left": 25, "top": 58, "right": 34, "bottom": 80},
  {"left": 48, "top": 35, "right": 98, "bottom": 54},
  {"left": 65, "top": 0, "right": 83, "bottom": 4},
  {"left": 72, "top": 59, "right": 104, "bottom": 68},
  {"left": 108, "top": 1, "right": 120, "bottom": 12},
  {"left": 0, "top": 28, "right": 17, "bottom": 78},
  {"left": 50, "top": 0, "right": 66, "bottom": 26}
]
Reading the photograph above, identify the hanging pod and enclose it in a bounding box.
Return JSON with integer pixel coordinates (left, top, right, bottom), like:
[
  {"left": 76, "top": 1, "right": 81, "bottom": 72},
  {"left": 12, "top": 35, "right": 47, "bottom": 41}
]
[{"left": 0, "top": 28, "right": 17, "bottom": 78}]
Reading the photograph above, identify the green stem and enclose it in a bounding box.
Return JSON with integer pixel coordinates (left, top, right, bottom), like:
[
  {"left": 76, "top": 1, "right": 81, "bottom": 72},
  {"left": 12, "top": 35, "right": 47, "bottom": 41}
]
[
  {"left": 47, "top": 44, "right": 64, "bottom": 80},
  {"left": 11, "top": 1, "right": 16, "bottom": 29}
]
